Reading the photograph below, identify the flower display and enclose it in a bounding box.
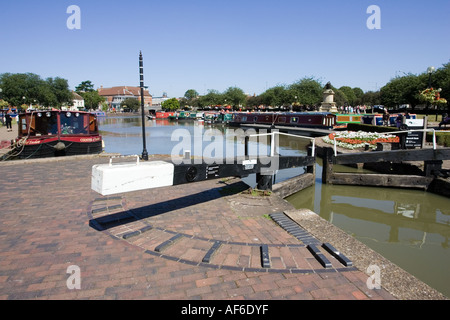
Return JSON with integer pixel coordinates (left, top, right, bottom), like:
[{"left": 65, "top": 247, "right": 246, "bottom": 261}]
[
  {"left": 322, "top": 131, "right": 399, "bottom": 150},
  {"left": 419, "top": 88, "right": 447, "bottom": 105}
]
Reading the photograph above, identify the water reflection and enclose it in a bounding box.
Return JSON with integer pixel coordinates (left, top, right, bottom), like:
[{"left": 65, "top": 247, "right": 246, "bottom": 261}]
[{"left": 98, "top": 116, "right": 310, "bottom": 159}]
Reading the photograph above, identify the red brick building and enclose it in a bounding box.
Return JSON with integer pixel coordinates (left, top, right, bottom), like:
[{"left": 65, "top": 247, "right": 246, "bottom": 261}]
[{"left": 98, "top": 86, "right": 152, "bottom": 111}]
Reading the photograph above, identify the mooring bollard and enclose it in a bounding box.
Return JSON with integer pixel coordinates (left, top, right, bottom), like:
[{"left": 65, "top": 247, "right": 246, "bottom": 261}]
[{"left": 256, "top": 172, "right": 273, "bottom": 190}]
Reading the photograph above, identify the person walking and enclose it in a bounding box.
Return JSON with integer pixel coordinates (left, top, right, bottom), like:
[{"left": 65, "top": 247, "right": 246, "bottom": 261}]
[
  {"left": 382, "top": 109, "right": 390, "bottom": 126},
  {"left": 395, "top": 113, "right": 404, "bottom": 129},
  {"left": 5, "top": 107, "right": 13, "bottom": 132}
]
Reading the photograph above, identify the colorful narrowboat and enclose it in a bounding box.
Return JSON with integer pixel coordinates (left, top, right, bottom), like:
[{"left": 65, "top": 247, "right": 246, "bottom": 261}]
[
  {"left": 155, "top": 111, "right": 175, "bottom": 119},
  {"left": 13, "top": 110, "right": 103, "bottom": 159}
]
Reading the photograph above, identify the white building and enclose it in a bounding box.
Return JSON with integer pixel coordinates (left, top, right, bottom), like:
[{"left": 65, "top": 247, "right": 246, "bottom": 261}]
[
  {"left": 72, "top": 91, "right": 85, "bottom": 110},
  {"left": 151, "top": 92, "right": 170, "bottom": 110}
]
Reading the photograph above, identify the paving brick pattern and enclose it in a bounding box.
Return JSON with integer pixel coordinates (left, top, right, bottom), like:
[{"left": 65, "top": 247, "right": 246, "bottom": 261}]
[{"left": 0, "top": 156, "right": 396, "bottom": 300}]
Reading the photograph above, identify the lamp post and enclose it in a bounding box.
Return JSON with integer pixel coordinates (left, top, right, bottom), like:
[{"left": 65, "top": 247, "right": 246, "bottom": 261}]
[
  {"left": 427, "top": 66, "right": 435, "bottom": 89},
  {"left": 139, "top": 51, "right": 149, "bottom": 161},
  {"left": 427, "top": 66, "right": 436, "bottom": 119}
]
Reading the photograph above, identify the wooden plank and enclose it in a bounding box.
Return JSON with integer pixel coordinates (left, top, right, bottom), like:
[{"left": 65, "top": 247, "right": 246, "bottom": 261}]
[
  {"left": 272, "top": 173, "right": 314, "bottom": 198},
  {"left": 333, "top": 148, "right": 450, "bottom": 165},
  {"left": 331, "top": 173, "right": 433, "bottom": 190}
]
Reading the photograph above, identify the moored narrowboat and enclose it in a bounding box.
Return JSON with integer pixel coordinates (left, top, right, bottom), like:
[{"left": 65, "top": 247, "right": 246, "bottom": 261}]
[
  {"left": 169, "top": 111, "right": 192, "bottom": 121},
  {"left": 361, "top": 113, "right": 417, "bottom": 126},
  {"left": 13, "top": 110, "right": 103, "bottom": 159},
  {"left": 155, "top": 111, "right": 175, "bottom": 119},
  {"left": 231, "top": 112, "right": 337, "bottom": 129}
]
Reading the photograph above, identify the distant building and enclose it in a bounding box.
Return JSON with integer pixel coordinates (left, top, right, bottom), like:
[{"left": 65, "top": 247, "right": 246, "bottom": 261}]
[
  {"left": 61, "top": 91, "right": 85, "bottom": 111},
  {"left": 98, "top": 86, "right": 152, "bottom": 111},
  {"left": 151, "top": 92, "right": 170, "bottom": 110},
  {"left": 72, "top": 91, "right": 85, "bottom": 110}
]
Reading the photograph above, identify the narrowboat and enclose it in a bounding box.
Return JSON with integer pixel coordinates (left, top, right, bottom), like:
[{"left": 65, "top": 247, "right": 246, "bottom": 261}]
[
  {"left": 154, "top": 111, "right": 175, "bottom": 119},
  {"left": 361, "top": 113, "right": 417, "bottom": 126},
  {"left": 168, "top": 111, "right": 192, "bottom": 121},
  {"left": 336, "top": 114, "right": 363, "bottom": 124},
  {"left": 13, "top": 110, "right": 103, "bottom": 159},
  {"left": 204, "top": 112, "right": 233, "bottom": 124},
  {"left": 231, "top": 112, "right": 337, "bottom": 129},
  {"left": 168, "top": 111, "right": 204, "bottom": 121}
]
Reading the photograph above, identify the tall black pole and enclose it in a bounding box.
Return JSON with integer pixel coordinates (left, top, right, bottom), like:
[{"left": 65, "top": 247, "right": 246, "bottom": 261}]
[{"left": 139, "top": 51, "right": 149, "bottom": 161}]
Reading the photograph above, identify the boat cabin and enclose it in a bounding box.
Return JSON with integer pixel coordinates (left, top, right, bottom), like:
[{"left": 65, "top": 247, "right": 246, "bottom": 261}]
[{"left": 15, "top": 110, "right": 102, "bottom": 159}]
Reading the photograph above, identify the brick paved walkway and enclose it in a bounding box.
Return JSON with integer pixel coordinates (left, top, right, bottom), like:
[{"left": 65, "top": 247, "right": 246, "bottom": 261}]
[{"left": 0, "top": 155, "right": 396, "bottom": 300}]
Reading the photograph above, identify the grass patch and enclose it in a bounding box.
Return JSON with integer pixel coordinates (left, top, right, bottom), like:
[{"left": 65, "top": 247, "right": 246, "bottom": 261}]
[{"left": 241, "top": 188, "right": 272, "bottom": 197}]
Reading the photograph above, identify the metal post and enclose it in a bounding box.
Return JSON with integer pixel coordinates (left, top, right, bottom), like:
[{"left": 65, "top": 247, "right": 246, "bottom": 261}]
[
  {"left": 432, "top": 129, "right": 436, "bottom": 150},
  {"left": 139, "top": 51, "right": 149, "bottom": 161}
]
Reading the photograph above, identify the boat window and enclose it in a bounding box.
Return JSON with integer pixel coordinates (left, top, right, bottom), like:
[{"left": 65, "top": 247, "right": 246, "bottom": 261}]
[
  {"left": 61, "top": 112, "right": 89, "bottom": 135},
  {"left": 290, "top": 117, "right": 298, "bottom": 123},
  {"left": 253, "top": 116, "right": 258, "bottom": 122},
  {"left": 242, "top": 116, "right": 247, "bottom": 122},
  {"left": 278, "top": 117, "right": 286, "bottom": 123},
  {"left": 20, "top": 113, "right": 58, "bottom": 136}
]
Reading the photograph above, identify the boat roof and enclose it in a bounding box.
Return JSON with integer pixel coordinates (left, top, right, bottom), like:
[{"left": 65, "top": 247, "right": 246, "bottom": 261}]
[
  {"left": 234, "top": 111, "right": 334, "bottom": 115},
  {"left": 19, "top": 110, "right": 96, "bottom": 115}
]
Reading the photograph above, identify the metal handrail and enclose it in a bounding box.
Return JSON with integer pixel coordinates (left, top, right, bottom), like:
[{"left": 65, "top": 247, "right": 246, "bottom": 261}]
[{"left": 249, "top": 131, "right": 316, "bottom": 157}]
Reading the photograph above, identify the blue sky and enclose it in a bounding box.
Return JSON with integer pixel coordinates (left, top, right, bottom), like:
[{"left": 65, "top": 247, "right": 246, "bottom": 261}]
[{"left": 1, "top": 0, "right": 449, "bottom": 98}]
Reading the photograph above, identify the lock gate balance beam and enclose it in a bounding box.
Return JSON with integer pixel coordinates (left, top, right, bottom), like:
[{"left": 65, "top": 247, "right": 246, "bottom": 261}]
[{"left": 91, "top": 155, "right": 315, "bottom": 196}]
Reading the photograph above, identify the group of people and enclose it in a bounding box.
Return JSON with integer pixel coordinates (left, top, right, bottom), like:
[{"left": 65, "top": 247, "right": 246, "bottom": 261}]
[
  {"left": 339, "top": 105, "right": 368, "bottom": 114},
  {"left": 382, "top": 109, "right": 412, "bottom": 129}
]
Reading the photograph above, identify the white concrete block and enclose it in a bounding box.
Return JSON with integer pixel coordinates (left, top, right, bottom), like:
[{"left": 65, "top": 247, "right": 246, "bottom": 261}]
[{"left": 92, "top": 161, "right": 174, "bottom": 196}]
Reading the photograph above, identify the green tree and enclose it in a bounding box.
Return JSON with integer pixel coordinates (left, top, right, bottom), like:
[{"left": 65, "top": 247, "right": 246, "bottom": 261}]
[
  {"left": 184, "top": 89, "right": 199, "bottom": 101},
  {"left": 361, "top": 91, "right": 381, "bottom": 106},
  {"left": 75, "top": 80, "right": 95, "bottom": 92},
  {"left": 47, "top": 77, "right": 73, "bottom": 108},
  {"left": 0, "top": 73, "right": 72, "bottom": 109},
  {"left": 246, "top": 95, "right": 263, "bottom": 109},
  {"left": 223, "top": 87, "right": 246, "bottom": 110},
  {"left": 161, "top": 98, "right": 180, "bottom": 111},
  {"left": 288, "top": 77, "right": 323, "bottom": 107},
  {"left": 333, "top": 89, "right": 348, "bottom": 107},
  {"left": 339, "top": 86, "right": 357, "bottom": 106},
  {"left": 380, "top": 74, "right": 422, "bottom": 109},
  {"left": 0, "top": 73, "right": 41, "bottom": 107},
  {"left": 199, "top": 89, "right": 223, "bottom": 107},
  {"left": 261, "top": 85, "right": 289, "bottom": 107},
  {"left": 120, "top": 98, "right": 140, "bottom": 112},
  {"left": 434, "top": 63, "right": 450, "bottom": 102},
  {"left": 81, "top": 91, "right": 106, "bottom": 110},
  {"left": 352, "top": 87, "right": 364, "bottom": 105}
]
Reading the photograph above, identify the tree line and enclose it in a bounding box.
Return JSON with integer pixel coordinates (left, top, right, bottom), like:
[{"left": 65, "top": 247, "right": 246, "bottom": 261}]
[
  {"left": 379, "top": 63, "right": 449, "bottom": 111},
  {"left": 177, "top": 63, "right": 449, "bottom": 112},
  {"left": 177, "top": 77, "right": 384, "bottom": 111},
  {"left": 0, "top": 73, "right": 73, "bottom": 109}
]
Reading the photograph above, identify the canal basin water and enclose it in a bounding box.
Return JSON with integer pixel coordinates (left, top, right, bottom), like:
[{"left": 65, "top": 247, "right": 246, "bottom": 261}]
[{"left": 99, "top": 115, "right": 450, "bottom": 298}]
